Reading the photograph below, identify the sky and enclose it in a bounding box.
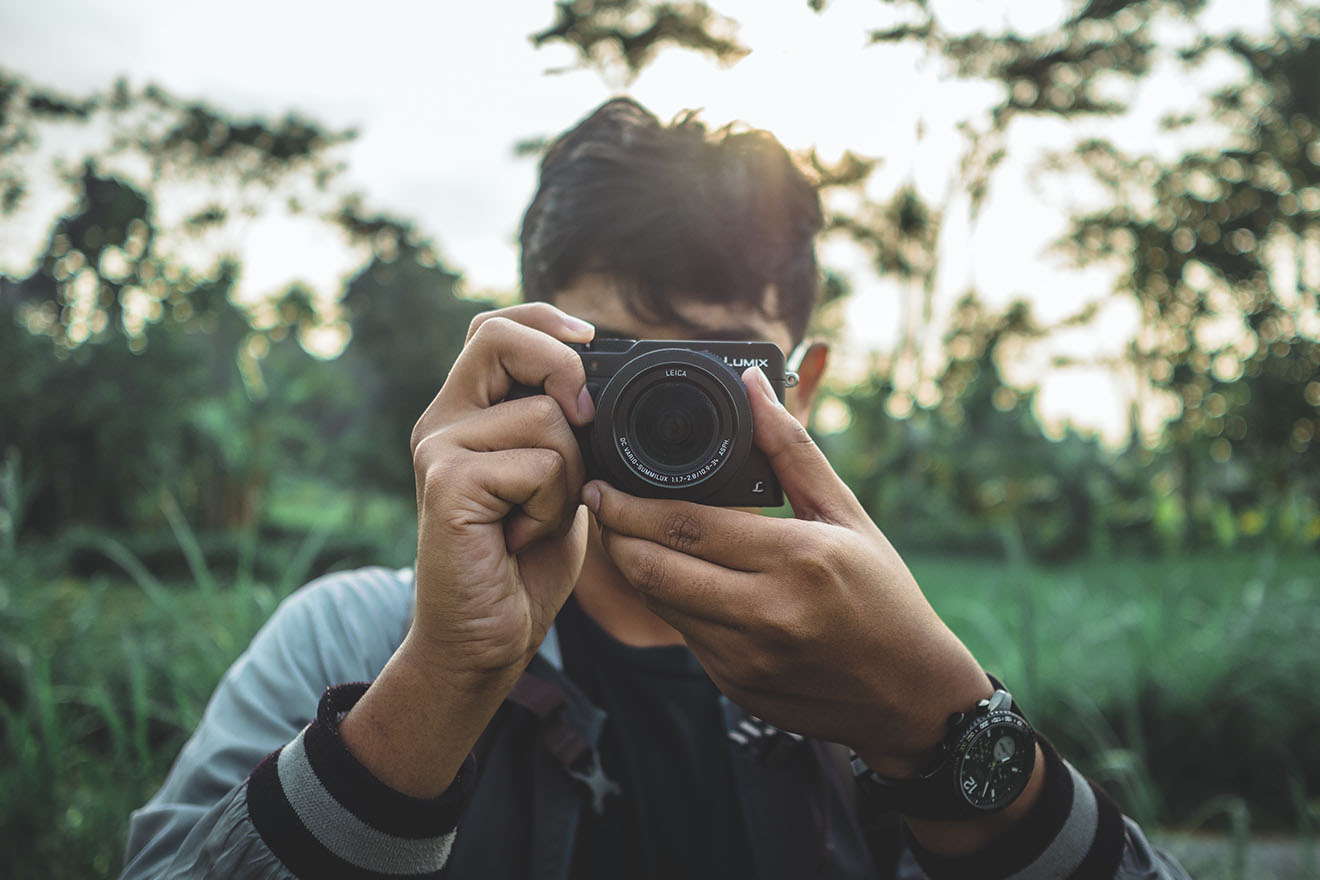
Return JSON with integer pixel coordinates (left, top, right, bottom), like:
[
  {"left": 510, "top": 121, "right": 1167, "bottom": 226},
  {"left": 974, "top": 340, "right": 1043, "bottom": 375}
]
[{"left": 0, "top": 0, "right": 1272, "bottom": 444}]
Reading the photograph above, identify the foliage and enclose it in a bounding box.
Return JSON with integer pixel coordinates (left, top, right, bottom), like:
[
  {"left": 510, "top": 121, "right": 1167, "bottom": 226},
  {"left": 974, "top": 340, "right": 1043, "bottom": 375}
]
[
  {"left": 1054, "top": 6, "right": 1320, "bottom": 533},
  {"left": 2, "top": 547, "right": 1316, "bottom": 875},
  {"left": 531, "top": 0, "right": 748, "bottom": 82},
  {"left": 0, "top": 73, "right": 487, "bottom": 537},
  {"left": 824, "top": 292, "right": 1320, "bottom": 557},
  {"left": 0, "top": 542, "right": 299, "bottom": 876},
  {"left": 859, "top": 0, "right": 1320, "bottom": 544},
  {"left": 824, "top": 295, "right": 1161, "bottom": 560},
  {"left": 915, "top": 550, "right": 1320, "bottom": 830},
  {"left": 0, "top": 72, "right": 355, "bottom": 346},
  {"left": 2, "top": 7, "right": 1319, "bottom": 873},
  {"left": 330, "top": 208, "right": 490, "bottom": 495},
  {"left": 529, "top": 0, "right": 1320, "bottom": 555}
]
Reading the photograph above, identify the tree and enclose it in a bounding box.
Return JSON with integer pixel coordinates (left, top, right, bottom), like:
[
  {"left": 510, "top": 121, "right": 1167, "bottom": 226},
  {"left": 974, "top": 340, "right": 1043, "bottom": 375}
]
[
  {"left": 528, "top": 0, "right": 1320, "bottom": 550},
  {"left": 0, "top": 72, "right": 480, "bottom": 534},
  {"left": 331, "top": 205, "right": 491, "bottom": 496},
  {"left": 1056, "top": 6, "right": 1320, "bottom": 539}
]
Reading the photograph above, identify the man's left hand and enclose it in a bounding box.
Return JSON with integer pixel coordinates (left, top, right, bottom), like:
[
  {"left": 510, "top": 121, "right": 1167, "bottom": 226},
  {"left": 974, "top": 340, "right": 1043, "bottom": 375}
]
[{"left": 583, "top": 366, "right": 991, "bottom": 778}]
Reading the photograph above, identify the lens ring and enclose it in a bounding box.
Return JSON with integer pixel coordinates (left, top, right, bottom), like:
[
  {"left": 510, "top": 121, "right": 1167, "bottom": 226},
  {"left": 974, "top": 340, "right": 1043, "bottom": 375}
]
[{"left": 589, "top": 348, "right": 753, "bottom": 495}]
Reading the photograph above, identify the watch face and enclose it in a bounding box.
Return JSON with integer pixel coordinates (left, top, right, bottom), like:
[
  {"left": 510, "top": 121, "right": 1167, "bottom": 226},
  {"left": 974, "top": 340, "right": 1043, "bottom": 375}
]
[{"left": 955, "top": 714, "right": 1035, "bottom": 810}]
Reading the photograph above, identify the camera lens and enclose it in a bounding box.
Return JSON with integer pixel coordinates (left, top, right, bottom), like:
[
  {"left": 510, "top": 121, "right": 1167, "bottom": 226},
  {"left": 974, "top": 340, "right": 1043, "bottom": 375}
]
[
  {"left": 629, "top": 382, "right": 720, "bottom": 473},
  {"left": 591, "top": 346, "right": 754, "bottom": 495}
]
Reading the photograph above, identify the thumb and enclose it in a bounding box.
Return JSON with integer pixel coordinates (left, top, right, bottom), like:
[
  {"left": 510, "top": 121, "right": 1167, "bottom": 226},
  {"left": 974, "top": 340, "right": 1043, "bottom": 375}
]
[{"left": 742, "top": 366, "right": 863, "bottom": 525}]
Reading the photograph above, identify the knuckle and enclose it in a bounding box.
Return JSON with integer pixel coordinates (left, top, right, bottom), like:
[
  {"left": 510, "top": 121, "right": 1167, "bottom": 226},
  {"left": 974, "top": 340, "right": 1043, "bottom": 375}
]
[
  {"left": 631, "top": 546, "right": 668, "bottom": 594},
  {"left": 790, "top": 533, "right": 833, "bottom": 583},
  {"left": 472, "top": 315, "right": 512, "bottom": 343},
  {"left": 410, "top": 418, "right": 427, "bottom": 457},
  {"left": 409, "top": 401, "right": 444, "bottom": 457},
  {"left": 467, "top": 310, "right": 495, "bottom": 340},
  {"left": 740, "top": 650, "right": 783, "bottom": 688},
  {"left": 527, "top": 301, "right": 560, "bottom": 321},
  {"left": 789, "top": 419, "right": 814, "bottom": 447},
  {"left": 660, "top": 510, "right": 705, "bottom": 553},
  {"left": 526, "top": 393, "right": 563, "bottom": 430},
  {"left": 420, "top": 455, "right": 462, "bottom": 504},
  {"left": 532, "top": 448, "right": 566, "bottom": 484},
  {"left": 411, "top": 425, "right": 440, "bottom": 471},
  {"left": 556, "top": 343, "right": 586, "bottom": 379},
  {"left": 785, "top": 422, "right": 816, "bottom": 459},
  {"left": 765, "top": 600, "right": 811, "bottom": 651}
]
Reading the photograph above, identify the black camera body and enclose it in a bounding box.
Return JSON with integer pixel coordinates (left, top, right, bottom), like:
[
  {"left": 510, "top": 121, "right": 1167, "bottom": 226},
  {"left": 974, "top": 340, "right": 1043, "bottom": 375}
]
[{"left": 511, "top": 339, "right": 787, "bottom": 506}]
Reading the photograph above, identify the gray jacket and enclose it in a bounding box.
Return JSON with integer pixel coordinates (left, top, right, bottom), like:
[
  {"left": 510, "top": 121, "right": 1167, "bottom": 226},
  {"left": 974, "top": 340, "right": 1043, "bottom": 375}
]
[{"left": 122, "top": 566, "right": 1190, "bottom": 879}]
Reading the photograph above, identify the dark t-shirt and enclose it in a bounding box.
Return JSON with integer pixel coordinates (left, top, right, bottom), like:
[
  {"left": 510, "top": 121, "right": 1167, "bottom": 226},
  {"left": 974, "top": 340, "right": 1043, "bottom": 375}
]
[{"left": 555, "top": 594, "right": 756, "bottom": 880}]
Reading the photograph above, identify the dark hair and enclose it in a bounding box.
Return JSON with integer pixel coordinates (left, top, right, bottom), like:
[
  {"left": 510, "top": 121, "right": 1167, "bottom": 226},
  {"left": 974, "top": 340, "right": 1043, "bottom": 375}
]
[{"left": 520, "top": 98, "right": 823, "bottom": 346}]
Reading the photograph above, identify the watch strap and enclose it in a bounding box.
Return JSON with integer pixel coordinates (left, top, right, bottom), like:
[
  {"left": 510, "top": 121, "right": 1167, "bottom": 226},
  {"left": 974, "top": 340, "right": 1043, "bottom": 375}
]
[{"left": 851, "top": 676, "right": 1035, "bottom": 820}]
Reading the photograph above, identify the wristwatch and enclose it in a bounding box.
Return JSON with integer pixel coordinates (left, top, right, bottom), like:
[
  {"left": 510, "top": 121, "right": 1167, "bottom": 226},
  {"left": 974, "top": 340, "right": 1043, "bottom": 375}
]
[{"left": 851, "top": 682, "right": 1036, "bottom": 820}]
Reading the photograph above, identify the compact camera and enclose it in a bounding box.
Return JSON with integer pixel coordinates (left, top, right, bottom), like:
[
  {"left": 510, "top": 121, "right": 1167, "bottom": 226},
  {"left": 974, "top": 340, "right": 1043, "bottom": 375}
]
[{"left": 510, "top": 339, "right": 791, "bottom": 506}]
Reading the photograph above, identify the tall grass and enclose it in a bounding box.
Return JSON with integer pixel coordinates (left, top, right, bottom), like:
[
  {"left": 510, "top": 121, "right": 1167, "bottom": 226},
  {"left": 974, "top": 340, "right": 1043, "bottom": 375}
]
[
  {"left": 1, "top": 535, "right": 1316, "bottom": 876},
  {"left": 0, "top": 500, "right": 342, "bottom": 878},
  {"left": 914, "top": 551, "right": 1320, "bottom": 829}
]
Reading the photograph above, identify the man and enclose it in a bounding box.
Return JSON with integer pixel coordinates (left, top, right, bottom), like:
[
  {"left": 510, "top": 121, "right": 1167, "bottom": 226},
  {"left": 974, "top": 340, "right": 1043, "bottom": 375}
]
[{"left": 123, "top": 98, "right": 1188, "bottom": 879}]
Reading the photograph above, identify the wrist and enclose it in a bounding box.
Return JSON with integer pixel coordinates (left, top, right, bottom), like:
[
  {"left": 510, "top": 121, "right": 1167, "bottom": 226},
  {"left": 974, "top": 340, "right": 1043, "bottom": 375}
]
[
  {"left": 851, "top": 674, "right": 1036, "bottom": 825},
  {"left": 854, "top": 664, "right": 994, "bottom": 779},
  {"left": 903, "top": 740, "right": 1047, "bottom": 856},
  {"left": 339, "top": 636, "right": 513, "bottom": 798},
  {"left": 396, "top": 627, "right": 528, "bottom": 699}
]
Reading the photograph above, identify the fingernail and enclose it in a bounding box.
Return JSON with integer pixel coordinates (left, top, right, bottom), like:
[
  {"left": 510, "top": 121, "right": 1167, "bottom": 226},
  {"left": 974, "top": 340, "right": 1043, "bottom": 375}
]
[
  {"left": 583, "top": 482, "right": 601, "bottom": 513},
  {"left": 563, "top": 315, "right": 595, "bottom": 335},
  {"left": 577, "top": 385, "right": 596, "bottom": 421},
  {"left": 747, "top": 367, "right": 780, "bottom": 407}
]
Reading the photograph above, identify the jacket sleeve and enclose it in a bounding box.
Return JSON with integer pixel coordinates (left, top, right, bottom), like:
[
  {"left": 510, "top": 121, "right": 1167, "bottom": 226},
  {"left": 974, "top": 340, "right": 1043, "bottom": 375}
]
[
  {"left": 120, "top": 567, "right": 471, "bottom": 879},
  {"left": 899, "top": 737, "right": 1191, "bottom": 880}
]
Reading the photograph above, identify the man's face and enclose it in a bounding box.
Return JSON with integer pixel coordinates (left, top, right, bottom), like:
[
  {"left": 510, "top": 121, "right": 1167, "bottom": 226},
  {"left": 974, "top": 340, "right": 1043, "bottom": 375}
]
[{"left": 550, "top": 272, "right": 797, "bottom": 376}]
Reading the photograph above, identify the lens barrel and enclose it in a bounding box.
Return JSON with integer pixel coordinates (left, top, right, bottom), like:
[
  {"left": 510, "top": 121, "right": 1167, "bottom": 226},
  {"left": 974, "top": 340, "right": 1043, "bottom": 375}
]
[{"left": 590, "top": 348, "right": 752, "bottom": 496}]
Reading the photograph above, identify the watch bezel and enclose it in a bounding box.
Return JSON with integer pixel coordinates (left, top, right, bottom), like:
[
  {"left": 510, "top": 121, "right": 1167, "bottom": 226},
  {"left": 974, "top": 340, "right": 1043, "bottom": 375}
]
[
  {"left": 850, "top": 683, "right": 1037, "bottom": 820},
  {"left": 952, "top": 711, "right": 1036, "bottom": 812}
]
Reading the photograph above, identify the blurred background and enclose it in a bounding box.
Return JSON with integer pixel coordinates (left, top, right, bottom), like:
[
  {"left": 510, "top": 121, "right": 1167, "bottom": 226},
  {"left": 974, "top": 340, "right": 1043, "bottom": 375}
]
[{"left": 2, "top": 0, "right": 1318, "bottom": 876}]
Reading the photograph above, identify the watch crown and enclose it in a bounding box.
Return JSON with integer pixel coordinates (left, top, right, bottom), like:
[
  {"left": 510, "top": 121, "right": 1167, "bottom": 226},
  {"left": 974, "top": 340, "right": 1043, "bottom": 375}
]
[{"left": 985, "top": 689, "right": 1013, "bottom": 713}]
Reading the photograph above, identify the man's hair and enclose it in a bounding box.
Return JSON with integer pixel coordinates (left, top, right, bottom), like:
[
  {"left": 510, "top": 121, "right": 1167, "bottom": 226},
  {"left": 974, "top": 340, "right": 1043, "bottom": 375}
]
[{"left": 520, "top": 98, "right": 823, "bottom": 346}]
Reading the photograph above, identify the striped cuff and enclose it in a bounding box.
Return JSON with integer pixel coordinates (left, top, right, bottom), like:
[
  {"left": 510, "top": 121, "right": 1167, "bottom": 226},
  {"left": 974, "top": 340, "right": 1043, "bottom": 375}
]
[
  {"left": 907, "top": 736, "right": 1125, "bottom": 880},
  {"left": 246, "top": 683, "right": 475, "bottom": 879}
]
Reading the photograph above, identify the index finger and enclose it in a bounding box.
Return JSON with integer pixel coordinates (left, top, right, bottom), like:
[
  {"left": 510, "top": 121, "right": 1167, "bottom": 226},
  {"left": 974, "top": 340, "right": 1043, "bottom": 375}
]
[
  {"left": 465, "top": 302, "right": 595, "bottom": 345},
  {"left": 414, "top": 317, "right": 593, "bottom": 452},
  {"left": 583, "top": 480, "right": 787, "bottom": 572}
]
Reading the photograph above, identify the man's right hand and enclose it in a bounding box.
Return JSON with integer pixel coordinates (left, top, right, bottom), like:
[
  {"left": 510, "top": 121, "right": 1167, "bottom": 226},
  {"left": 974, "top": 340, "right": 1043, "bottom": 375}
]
[
  {"left": 408, "top": 303, "right": 596, "bottom": 684},
  {"left": 340, "top": 303, "right": 596, "bottom": 797}
]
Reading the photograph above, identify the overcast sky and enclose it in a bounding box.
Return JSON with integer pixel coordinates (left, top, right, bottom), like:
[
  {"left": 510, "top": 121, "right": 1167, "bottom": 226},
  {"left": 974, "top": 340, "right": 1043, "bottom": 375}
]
[{"left": 0, "top": 0, "right": 1270, "bottom": 442}]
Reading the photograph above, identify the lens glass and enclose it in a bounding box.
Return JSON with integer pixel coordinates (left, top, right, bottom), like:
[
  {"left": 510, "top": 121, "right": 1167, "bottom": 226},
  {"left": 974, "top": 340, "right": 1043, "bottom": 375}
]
[{"left": 628, "top": 381, "right": 720, "bottom": 474}]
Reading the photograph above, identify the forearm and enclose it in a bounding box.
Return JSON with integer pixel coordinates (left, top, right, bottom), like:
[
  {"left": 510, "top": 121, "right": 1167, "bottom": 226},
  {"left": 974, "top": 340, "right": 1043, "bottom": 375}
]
[{"left": 338, "top": 633, "right": 516, "bottom": 798}]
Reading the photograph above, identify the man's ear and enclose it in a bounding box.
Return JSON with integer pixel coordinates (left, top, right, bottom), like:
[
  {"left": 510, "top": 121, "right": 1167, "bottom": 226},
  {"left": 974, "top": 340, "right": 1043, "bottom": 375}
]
[{"left": 786, "top": 340, "right": 829, "bottom": 426}]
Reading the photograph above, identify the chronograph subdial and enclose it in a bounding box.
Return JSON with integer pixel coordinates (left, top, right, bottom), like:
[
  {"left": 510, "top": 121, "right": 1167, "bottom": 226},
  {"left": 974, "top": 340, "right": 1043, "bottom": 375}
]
[{"left": 954, "top": 715, "right": 1035, "bottom": 811}]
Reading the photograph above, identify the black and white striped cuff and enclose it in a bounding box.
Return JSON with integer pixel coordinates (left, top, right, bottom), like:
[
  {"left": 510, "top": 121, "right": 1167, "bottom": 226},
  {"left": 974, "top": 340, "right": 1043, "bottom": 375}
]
[
  {"left": 907, "top": 736, "right": 1125, "bottom": 880},
  {"left": 246, "top": 683, "right": 475, "bottom": 879}
]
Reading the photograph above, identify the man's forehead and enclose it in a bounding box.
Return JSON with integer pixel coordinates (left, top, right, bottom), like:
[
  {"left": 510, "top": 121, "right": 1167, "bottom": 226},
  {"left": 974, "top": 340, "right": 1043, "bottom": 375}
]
[{"left": 551, "top": 274, "right": 793, "bottom": 351}]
